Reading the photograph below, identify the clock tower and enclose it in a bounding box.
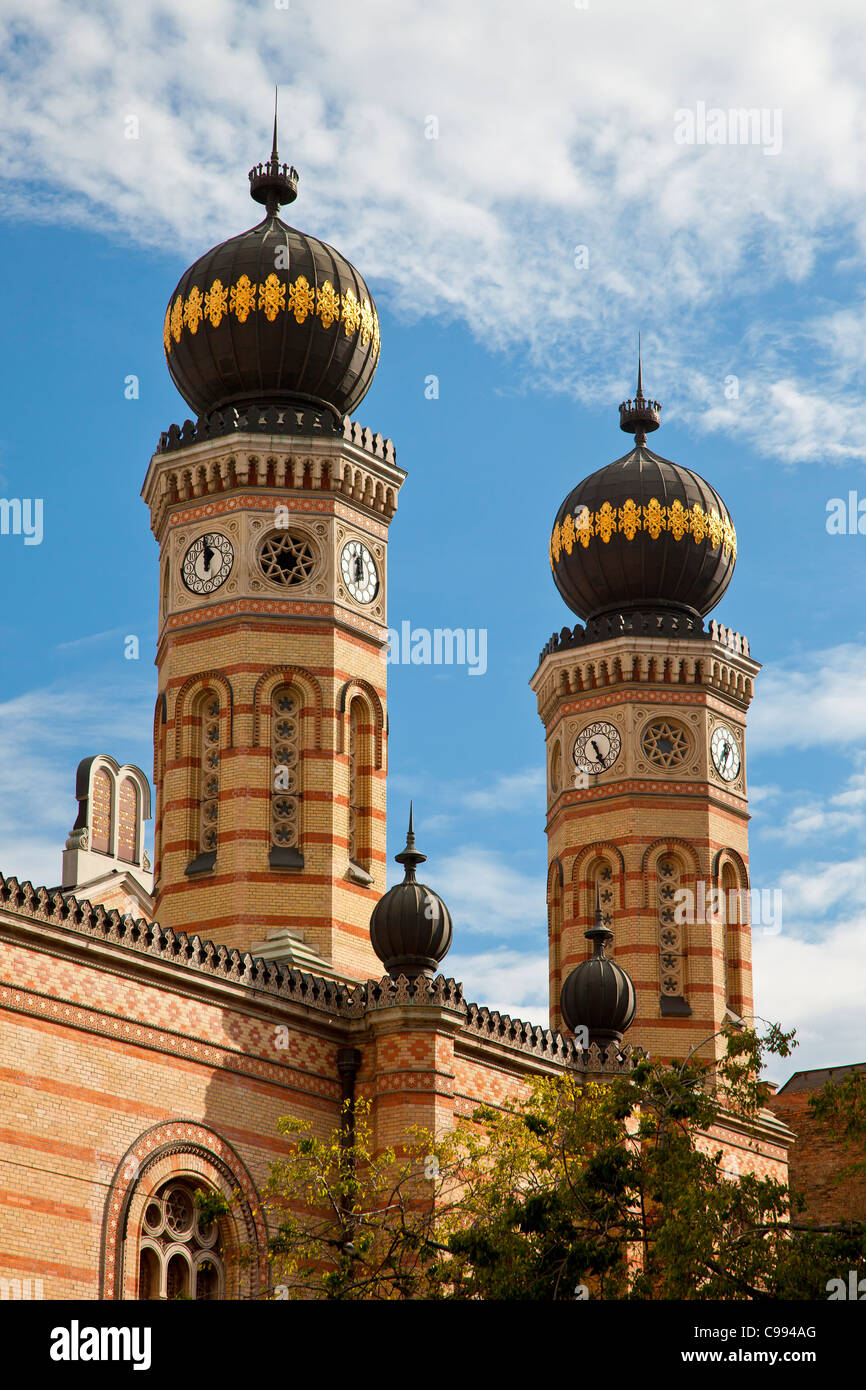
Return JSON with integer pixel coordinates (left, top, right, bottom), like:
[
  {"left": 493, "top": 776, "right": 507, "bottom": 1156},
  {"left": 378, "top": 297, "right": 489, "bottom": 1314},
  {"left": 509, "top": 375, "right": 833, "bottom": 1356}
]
[
  {"left": 532, "top": 367, "right": 760, "bottom": 1063},
  {"left": 142, "top": 129, "right": 403, "bottom": 980}
]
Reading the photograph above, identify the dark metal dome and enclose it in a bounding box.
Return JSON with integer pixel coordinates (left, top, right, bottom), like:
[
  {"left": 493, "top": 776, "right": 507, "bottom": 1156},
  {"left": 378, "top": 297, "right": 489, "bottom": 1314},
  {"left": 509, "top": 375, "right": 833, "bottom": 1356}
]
[
  {"left": 550, "top": 369, "right": 737, "bottom": 623},
  {"left": 163, "top": 121, "right": 380, "bottom": 422},
  {"left": 560, "top": 892, "right": 637, "bottom": 1045},
  {"left": 370, "top": 809, "right": 453, "bottom": 980}
]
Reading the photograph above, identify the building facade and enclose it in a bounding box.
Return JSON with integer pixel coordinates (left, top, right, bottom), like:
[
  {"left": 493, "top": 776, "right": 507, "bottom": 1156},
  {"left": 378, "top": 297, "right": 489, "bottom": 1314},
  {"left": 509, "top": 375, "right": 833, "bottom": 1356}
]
[{"left": 0, "top": 132, "right": 793, "bottom": 1301}]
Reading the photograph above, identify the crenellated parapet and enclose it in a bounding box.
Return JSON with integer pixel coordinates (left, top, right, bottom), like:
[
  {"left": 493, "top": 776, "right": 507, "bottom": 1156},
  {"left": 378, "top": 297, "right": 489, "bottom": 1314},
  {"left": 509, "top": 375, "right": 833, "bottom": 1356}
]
[
  {"left": 156, "top": 406, "right": 396, "bottom": 465},
  {"left": 0, "top": 870, "right": 638, "bottom": 1073},
  {"left": 143, "top": 416, "right": 404, "bottom": 540}
]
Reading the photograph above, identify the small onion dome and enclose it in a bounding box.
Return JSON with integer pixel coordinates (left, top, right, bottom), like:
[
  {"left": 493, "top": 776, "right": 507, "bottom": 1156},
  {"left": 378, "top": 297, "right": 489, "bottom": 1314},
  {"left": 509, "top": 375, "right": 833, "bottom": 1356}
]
[
  {"left": 560, "top": 890, "right": 636, "bottom": 1045},
  {"left": 370, "top": 807, "right": 453, "bottom": 980},
  {"left": 163, "top": 116, "right": 380, "bottom": 422},
  {"left": 550, "top": 362, "right": 736, "bottom": 623}
]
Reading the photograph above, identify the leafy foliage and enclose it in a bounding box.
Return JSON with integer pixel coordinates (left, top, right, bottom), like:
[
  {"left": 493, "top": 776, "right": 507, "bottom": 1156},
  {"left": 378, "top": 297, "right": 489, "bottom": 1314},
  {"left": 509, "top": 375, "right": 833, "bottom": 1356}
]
[{"left": 260, "top": 1025, "right": 866, "bottom": 1300}]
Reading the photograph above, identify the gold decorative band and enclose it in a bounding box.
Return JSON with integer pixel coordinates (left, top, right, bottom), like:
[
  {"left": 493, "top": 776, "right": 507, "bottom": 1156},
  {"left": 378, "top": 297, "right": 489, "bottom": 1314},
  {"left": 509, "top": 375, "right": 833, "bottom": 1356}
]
[
  {"left": 163, "top": 273, "right": 380, "bottom": 359},
  {"left": 550, "top": 498, "right": 737, "bottom": 570}
]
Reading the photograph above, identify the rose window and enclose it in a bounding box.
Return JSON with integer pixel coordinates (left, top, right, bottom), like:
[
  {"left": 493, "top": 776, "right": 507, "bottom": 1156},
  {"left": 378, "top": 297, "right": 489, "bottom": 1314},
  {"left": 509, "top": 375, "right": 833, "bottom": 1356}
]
[
  {"left": 642, "top": 720, "right": 690, "bottom": 769},
  {"left": 259, "top": 532, "right": 316, "bottom": 586},
  {"left": 138, "top": 1181, "right": 225, "bottom": 1301}
]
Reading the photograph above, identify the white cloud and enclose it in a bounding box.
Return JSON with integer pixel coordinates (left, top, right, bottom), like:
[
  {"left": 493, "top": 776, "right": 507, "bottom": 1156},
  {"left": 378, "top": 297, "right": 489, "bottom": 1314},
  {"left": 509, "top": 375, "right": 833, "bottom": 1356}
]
[
  {"left": 753, "top": 903, "right": 866, "bottom": 1081},
  {"left": 749, "top": 644, "right": 866, "bottom": 751},
  {"left": 0, "top": 679, "right": 154, "bottom": 887},
  {"left": 447, "top": 946, "right": 550, "bottom": 1025},
  {"left": 3, "top": 1, "right": 866, "bottom": 459},
  {"left": 462, "top": 769, "right": 545, "bottom": 814},
  {"left": 433, "top": 845, "right": 545, "bottom": 936}
]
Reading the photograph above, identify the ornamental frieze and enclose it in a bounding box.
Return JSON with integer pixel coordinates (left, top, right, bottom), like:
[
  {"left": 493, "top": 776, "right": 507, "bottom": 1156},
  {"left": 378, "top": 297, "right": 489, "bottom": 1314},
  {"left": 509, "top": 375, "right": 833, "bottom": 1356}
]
[
  {"left": 549, "top": 499, "right": 737, "bottom": 570},
  {"left": 164, "top": 273, "right": 381, "bottom": 358}
]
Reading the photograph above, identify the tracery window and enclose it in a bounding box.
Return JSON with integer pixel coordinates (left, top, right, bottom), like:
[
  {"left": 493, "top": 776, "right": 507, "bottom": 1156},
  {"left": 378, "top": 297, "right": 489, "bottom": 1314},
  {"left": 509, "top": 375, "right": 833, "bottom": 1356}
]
[
  {"left": 91, "top": 768, "right": 113, "bottom": 854},
  {"left": 117, "top": 777, "right": 138, "bottom": 864},
  {"left": 658, "top": 855, "right": 688, "bottom": 1006},
  {"left": 348, "top": 698, "right": 370, "bottom": 871},
  {"left": 642, "top": 718, "right": 690, "bottom": 770},
  {"left": 722, "top": 862, "right": 744, "bottom": 1015},
  {"left": 137, "top": 1180, "right": 224, "bottom": 1301},
  {"left": 270, "top": 686, "right": 303, "bottom": 867},
  {"left": 198, "top": 692, "right": 220, "bottom": 857}
]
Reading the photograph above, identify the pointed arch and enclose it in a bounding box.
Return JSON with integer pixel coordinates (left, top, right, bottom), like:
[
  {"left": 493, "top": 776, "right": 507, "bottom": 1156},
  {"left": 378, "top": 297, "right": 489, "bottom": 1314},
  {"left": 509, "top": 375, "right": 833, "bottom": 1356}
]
[{"left": 252, "top": 664, "right": 323, "bottom": 748}]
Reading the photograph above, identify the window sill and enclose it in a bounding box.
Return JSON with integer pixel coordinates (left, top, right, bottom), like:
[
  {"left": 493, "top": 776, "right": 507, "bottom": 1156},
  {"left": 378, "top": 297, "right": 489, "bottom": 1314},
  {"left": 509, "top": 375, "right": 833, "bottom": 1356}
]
[
  {"left": 269, "top": 846, "right": 305, "bottom": 870},
  {"left": 185, "top": 851, "right": 217, "bottom": 876}
]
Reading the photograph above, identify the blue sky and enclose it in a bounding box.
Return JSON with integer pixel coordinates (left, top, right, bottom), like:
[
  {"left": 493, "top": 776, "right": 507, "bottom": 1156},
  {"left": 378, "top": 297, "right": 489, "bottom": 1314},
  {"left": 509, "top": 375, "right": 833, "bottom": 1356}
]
[{"left": 1, "top": 0, "right": 865, "bottom": 1079}]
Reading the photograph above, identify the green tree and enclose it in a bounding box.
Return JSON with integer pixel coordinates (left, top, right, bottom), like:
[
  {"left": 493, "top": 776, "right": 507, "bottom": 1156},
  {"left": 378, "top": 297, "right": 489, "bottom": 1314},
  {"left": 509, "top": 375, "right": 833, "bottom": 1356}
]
[{"left": 260, "top": 1025, "right": 866, "bottom": 1300}]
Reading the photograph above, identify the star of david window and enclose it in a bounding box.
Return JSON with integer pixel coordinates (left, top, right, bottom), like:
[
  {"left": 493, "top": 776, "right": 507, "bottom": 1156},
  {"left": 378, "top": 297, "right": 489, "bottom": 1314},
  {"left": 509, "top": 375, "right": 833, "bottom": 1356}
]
[
  {"left": 642, "top": 719, "right": 690, "bottom": 769},
  {"left": 259, "top": 531, "right": 317, "bottom": 586}
]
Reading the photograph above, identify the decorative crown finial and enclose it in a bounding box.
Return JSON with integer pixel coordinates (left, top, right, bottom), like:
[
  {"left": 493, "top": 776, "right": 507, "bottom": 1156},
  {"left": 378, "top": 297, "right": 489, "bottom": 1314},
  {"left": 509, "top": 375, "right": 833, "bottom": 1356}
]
[
  {"left": 584, "top": 881, "right": 614, "bottom": 958},
  {"left": 249, "top": 86, "right": 299, "bottom": 215},
  {"left": 394, "top": 802, "right": 427, "bottom": 883},
  {"left": 619, "top": 334, "right": 662, "bottom": 445}
]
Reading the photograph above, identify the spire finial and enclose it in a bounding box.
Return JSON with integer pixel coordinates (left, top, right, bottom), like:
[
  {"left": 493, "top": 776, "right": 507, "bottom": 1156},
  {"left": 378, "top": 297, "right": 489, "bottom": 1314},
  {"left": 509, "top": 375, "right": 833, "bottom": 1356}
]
[
  {"left": 395, "top": 802, "right": 427, "bottom": 882},
  {"left": 249, "top": 88, "right": 299, "bottom": 215},
  {"left": 618, "top": 334, "right": 661, "bottom": 445},
  {"left": 585, "top": 880, "right": 614, "bottom": 958}
]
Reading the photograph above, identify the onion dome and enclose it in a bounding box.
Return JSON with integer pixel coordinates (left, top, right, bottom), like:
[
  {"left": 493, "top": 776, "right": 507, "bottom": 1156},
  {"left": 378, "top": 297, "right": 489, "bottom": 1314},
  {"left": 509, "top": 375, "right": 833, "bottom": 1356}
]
[
  {"left": 370, "top": 807, "right": 453, "bottom": 980},
  {"left": 560, "top": 889, "right": 636, "bottom": 1045},
  {"left": 162, "top": 111, "right": 380, "bottom": 421},
  {"left": 549, "top": 355, "right": 737, "bottom": 623}
]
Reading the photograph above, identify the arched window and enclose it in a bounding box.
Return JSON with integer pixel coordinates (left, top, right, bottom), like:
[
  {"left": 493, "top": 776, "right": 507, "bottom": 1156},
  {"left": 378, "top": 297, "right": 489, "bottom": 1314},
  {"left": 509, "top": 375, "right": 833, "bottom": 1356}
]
[
  {"left": 137, "top": 1180, "right": 225, "bottom": 1301},
  {"left": 347, "top": 698, "right": 371, "bottom": 872},
  {"left": 657, "top": 853, "right": 691, "bottom": 1015},
  {"left": 186, "top": 691, "right": 220, "bottom": 874},
  {"left": 548, "top": 861, "right": 563, "bottom": 1025},
  {"left": 549, "top": 741, "right": 562, "bottom": 800},
  {"left": 582, "top": 858, "right": 615, "bottom": 963},
  {"left": 117, "top": 777, "right": 139, "bottom": 864},
  {"left": 91, "top": 767, "right": 113, "bottom": 854},
  {"left": 722, "top": 861, "right": 744, "bottom": 1015},
  {"left": 270, "top": 685, "right": 303, "bottom": 869}
]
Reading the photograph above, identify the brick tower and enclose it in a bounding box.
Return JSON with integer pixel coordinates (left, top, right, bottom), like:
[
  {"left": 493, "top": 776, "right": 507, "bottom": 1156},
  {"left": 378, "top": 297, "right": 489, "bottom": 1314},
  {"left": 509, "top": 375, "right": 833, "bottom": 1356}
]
[
  {"left": 142, "top": 126, "right": 403, "bottom": 979},
  {"left": 532, "top": 365, "right": 760, "bottom": 1062}
]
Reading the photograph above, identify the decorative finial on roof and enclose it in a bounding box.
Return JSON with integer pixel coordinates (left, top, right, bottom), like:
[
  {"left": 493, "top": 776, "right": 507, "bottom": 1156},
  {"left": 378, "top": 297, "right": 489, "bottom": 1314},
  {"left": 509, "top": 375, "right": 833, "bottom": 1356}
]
[
  {"left": 370, "top": 804, "right": 452, "bottom": 979},
  {"left": 394, "top": 802, "right": 427, "bottom": 883},
  {"left": 619, "top": 334, "right": 661, "bottom": 445},
  {"left": 637, "top": 331, "right": 643, "bottom": 399},
  {"left": 585, "top": 881, "right": 614, "bottom": 957},
  {"left": 249, "top": 86, "right": 299, "bottom": 215}
]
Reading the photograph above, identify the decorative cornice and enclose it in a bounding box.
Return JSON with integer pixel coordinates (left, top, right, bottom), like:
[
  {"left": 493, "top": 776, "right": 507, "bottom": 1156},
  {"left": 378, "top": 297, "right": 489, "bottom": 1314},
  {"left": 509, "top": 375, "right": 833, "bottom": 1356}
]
[{"left": 0, "top": 872, "right": 640, "bottom": 1072}]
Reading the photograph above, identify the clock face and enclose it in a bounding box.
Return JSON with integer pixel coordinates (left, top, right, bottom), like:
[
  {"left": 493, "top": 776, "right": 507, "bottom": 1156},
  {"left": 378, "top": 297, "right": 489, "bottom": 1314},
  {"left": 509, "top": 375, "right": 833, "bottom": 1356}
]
[
  {"left": 340, "top": 540, "right": 379, "bottom": 604},
  {"left": 182, "top": 532, "right": 234, "bottom": 595},
  {"left": 711, "top": 724, "right": 741, "bottom": 782},
  {"left": 573, "top": 721, "right": 622, "bottom": 774}
]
